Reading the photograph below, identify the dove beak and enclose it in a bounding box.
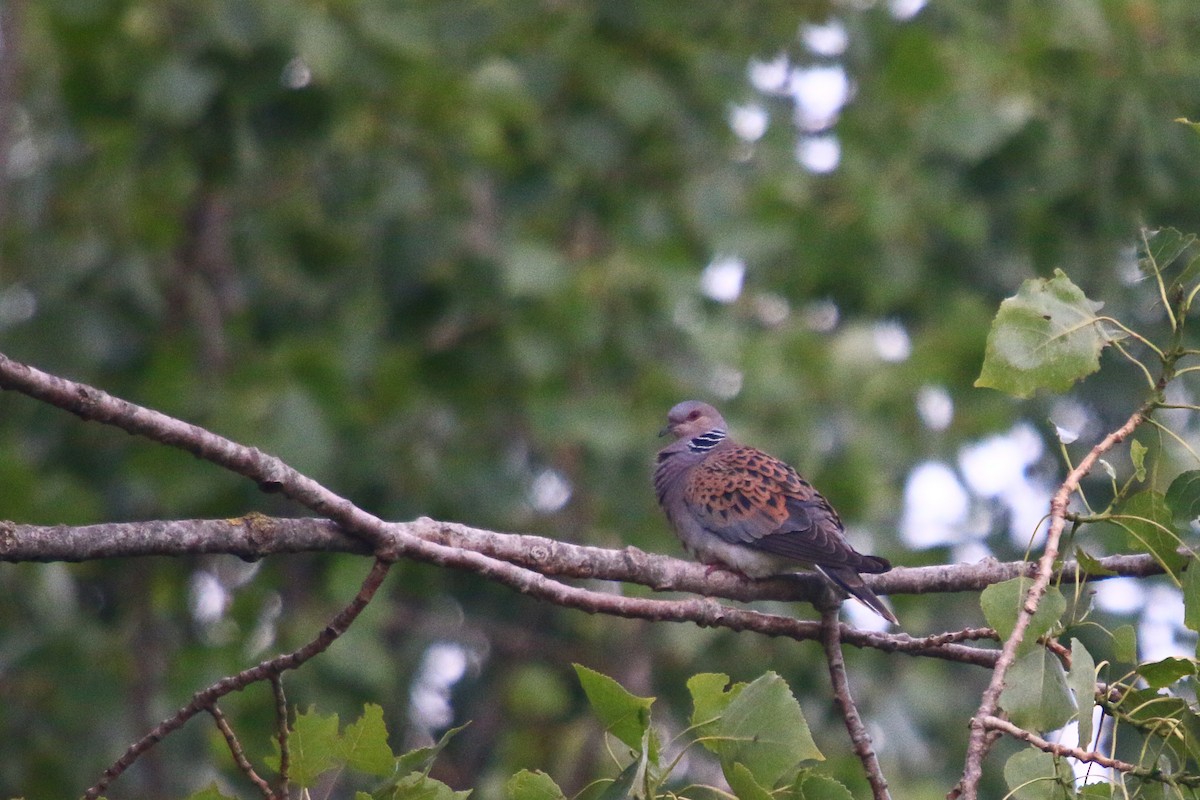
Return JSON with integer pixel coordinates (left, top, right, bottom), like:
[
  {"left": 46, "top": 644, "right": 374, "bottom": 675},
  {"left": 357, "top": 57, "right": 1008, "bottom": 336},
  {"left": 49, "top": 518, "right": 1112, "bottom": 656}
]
[{"left": 658, "top": 424, "right": 672, "bottom": 438}]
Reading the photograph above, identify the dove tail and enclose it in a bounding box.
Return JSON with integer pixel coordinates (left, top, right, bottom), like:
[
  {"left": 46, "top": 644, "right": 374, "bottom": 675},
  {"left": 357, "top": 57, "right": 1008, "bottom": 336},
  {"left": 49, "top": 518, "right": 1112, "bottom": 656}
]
[
  {"left": 859, "top": 554, "right": 892, "bottom": 574},
  {"left": 815, "top": 565, "right": 899, "bottom": 626}
]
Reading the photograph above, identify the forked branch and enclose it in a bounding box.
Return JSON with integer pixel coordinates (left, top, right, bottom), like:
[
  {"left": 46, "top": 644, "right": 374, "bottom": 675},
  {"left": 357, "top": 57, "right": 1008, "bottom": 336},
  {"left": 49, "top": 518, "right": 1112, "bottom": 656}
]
[
  {"left": 83, "top": 558, "right": 392, "bottom": 800},
  {"left": 951, "top": 404, "right": 1152, "bottom": 800}
]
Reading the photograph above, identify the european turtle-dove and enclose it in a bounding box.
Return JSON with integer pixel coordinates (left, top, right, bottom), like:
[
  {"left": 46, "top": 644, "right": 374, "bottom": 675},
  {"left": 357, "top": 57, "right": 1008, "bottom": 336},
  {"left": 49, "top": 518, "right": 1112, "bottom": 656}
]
[{"left": 654, "top": 400, "right": 897, "bottom": 624}]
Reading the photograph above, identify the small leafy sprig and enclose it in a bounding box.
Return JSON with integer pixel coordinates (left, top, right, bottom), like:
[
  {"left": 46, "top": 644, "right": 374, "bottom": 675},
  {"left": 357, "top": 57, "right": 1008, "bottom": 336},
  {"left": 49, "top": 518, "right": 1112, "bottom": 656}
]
[
  {"left": 966, "top": 228, "right": 1200, "bottom": 799},
  {"left": 186, "top": 668, "right": 843, "bottom": 800}
]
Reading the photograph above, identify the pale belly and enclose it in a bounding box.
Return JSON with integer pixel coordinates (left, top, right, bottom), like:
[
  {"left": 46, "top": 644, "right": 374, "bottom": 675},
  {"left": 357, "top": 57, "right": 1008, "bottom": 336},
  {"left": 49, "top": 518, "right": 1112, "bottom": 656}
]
[{"left": 683, "top": 533, "right": 806, "bottom": 578}]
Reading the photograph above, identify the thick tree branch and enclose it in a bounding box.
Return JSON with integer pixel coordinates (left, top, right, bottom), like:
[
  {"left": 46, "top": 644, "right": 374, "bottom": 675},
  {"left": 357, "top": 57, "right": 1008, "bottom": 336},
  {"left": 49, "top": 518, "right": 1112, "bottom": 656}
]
[
  {"left": 0, "top": 516, "right": 372, "bottom": 561},
  {"left": 0, "top": 517, "right": 1170, "bottom": 598},
  {"left": 0, "top": 353, "right": 1165, "bottom": 645},
  {"left": 1, "top": 516, "right": 1166, "bottom": 667},
  {"left": 0, "top": 358, "right": 1001, "bottom": 730}
]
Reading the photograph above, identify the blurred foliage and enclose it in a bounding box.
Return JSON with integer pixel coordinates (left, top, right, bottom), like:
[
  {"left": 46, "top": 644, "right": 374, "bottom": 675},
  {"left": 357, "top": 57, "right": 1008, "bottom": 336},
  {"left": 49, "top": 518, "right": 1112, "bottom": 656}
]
[
  {"left": 4, "top": 1, "right": 1200, "bottom": 798},
  {"left": 225, "top": 670, "right": 838, "bottom": 800}
]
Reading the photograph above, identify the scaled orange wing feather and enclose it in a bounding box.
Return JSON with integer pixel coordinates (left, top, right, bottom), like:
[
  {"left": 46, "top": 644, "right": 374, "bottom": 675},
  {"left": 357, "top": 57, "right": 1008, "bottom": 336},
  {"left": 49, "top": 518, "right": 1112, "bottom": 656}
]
[{"left": 683, "top": 446, "right": 889, "bottom": 573}]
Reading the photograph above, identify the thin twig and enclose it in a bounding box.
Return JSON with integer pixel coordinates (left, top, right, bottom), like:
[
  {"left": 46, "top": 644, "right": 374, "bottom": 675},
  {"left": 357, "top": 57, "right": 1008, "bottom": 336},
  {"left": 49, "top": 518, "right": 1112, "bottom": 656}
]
[
  {"left": 208, "top": 703, "right": 275, "bottom": 800},
  {"left": 1041, "top": 636, "right": 1071, "bottom": 665},
  {"left": 1146, "top": 416, "right": 1200, "bottom": 467},
  {"left": 1097, "top": 313, "right": 1166, "bottom": 358},
  {"left": 1107, "top": 336, "right": 1159, "bottom": 389},
  {"left": 820, "top": 604, "right": 891, "bottom": 800},
  {"left": 950, "top": 404, "right": 1151, "bottom": 800},
  {"left": 1138, "top": 227, "right": 1177, "bottom": 333},
  {"left": 980, "top": 715, "right": 1137, "bottom": 772},
  {"left": 83, "top": 558, "right": 392, "bottom": 800},
  {"left": 271, "top": 675, "right": 290, "bottom": 800},
  {"left": 913, "top": 627, "right": 996, "bottom": 645}
]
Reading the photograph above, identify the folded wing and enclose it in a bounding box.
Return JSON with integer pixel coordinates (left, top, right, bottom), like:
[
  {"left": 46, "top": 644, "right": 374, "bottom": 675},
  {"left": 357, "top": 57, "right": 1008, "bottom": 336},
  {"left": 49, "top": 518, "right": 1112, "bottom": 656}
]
[{"left": 683, "top": 445, "right": 890, "bottom": 574}]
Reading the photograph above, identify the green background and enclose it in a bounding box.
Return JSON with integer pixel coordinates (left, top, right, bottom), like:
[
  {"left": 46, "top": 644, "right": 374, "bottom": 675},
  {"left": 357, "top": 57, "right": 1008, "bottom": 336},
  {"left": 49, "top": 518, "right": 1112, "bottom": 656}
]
[{"left": 2, "top": 1, "right": 1200, "bottom": 797}]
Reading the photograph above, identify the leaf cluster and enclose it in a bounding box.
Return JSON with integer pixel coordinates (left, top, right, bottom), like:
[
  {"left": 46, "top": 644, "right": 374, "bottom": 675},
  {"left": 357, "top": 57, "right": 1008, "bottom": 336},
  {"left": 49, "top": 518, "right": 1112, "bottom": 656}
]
[
  {"left": 180, "top": 669, "right": 848, "bottom": 800},
  {"left": 972, "top": 227, "right": 1200, "bottom": 799}
]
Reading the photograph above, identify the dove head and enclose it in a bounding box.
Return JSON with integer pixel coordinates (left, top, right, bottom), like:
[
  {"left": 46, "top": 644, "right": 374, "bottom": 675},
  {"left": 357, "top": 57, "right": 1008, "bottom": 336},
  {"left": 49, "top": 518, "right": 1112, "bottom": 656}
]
[{"left": 660, "top": 400, "right": 727, "bottom": 440}]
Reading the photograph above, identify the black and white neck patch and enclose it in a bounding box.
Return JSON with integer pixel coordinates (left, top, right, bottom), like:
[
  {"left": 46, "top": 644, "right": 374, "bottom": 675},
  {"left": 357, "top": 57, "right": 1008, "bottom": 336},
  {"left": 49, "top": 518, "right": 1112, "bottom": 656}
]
[{"left": 688, "top": 428, "right": 727, "bottom": 453}]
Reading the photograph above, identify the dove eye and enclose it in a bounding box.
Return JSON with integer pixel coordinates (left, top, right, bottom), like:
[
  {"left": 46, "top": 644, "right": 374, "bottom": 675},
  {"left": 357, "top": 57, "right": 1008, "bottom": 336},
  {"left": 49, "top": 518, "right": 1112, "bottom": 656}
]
[{"left": 686, "top": 410, "right": 701, "bottom": 421}]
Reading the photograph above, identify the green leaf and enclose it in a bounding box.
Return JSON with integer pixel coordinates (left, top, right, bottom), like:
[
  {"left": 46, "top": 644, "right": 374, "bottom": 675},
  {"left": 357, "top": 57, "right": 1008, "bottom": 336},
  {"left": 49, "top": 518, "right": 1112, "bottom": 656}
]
[
  {"left": 573, "top": 664, "right": 656, "bottom": 756},
  {"left": 975, "top": 269, "right": 1118, "bottom": 398},
  {"left": 1166, "top": 470, "right": 1200, "bottom": 527},
  {"left": 1078, "top": 782, "right": 1115, "bottom": 799},
  {"left": 688, "top": 673, "right": 742, "bottom": 743},
  {"left": 1183, "top": 253, "right": 1200, "bottom": 289},
  {"left": 1112, "top": 624, "right": 1138, "bottom": 663},
  {"left": 1117, "top": 689, "right": 1200, "bottom": 766},
  {"left": 1131, "top": 440, "right": 1147, "bottom": 482},
  {"left": 724, "top": 762, "right": 775, "bottom": 800},
  {"left": 1068, "top": 638, "right": 1097, "bottom": 747},
  {"left": 1185, "top": 563, "right": 1200, "bottom": 637},
  {"left": 715, "top": 672, "right": 823, "bottom": 790},
  {"left": 383, "top": 772, "right": 472, "bottom": 800},
  {"left": 1136, "top": 656, "right": 1197, "bottom": 689},
  {"left": 1073, "top": 547, "right": 1116, "bottom": 578},
  {"left": 342, "top": 703, "right": 395, "bottom": 777},
  {"left": 1139, "top": 227, "right": 1197, "bottom": 280},
  {"left": 1179, "top": 710, "right": 1200, "bottom": 767},
  {"left": 595, "top": 758, "right": 640, "bottom": 800},
  {"left": 980, "top": 578, "right": 1066, "bottom": 656},
  {"left": 1112, "top": 491, "right": 1186, "bottom": 574},
  {"left": 507, "top": 770, "right": 567, "bottom": 800},
  {"left": 788, "top": 771, "right": 855, "bottom": 800},
  {"left": 1116, "top": 686, "right": 1178, "bottom": 725},
  {"left": 395, "top": 724, "right": 469, "bottom": 775},
  {"left": 1003, "top": 748, "right": 1074, "bottom": 800},
  {"left": 999, "top": 649, "right": 1074, "bottom": 732},
  {"left": 266, "top": 707, "right": 341, "bottom": 787}
]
